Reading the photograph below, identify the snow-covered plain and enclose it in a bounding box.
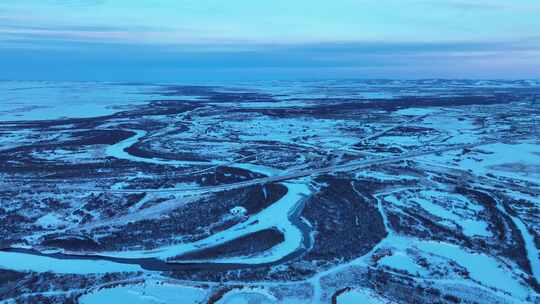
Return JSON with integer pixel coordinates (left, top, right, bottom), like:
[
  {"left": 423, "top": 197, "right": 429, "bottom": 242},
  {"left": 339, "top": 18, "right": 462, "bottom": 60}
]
[
  {"left": 79, "top": 281, "right": 207, "bottom": 304},
  {"left": 1, "top": 80, "right": 539, "bottom": 303},
  {"left": 0, "top": 82, "right": 167, "bottom": 121},
  {"left": 0, "top": 251, "right": 142, "bottom": 274}
]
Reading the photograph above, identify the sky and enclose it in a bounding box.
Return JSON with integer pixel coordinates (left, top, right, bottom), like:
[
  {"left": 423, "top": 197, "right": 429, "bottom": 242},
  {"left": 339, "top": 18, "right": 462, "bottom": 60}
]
[{"left": 1, "top": 0, "right": 539, "bottom": 81}]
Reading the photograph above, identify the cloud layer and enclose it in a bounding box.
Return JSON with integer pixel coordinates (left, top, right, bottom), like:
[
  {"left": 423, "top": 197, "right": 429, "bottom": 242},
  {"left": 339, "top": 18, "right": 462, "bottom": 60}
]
[{"left": 1, "top": 0, "right": 539, "bottom": 80}]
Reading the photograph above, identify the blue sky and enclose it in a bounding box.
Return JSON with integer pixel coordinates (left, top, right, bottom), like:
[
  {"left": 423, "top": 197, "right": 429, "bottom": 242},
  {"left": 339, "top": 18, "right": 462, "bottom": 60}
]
[{"left": 1, "top": 0, "right": 539, "bottom": 81}]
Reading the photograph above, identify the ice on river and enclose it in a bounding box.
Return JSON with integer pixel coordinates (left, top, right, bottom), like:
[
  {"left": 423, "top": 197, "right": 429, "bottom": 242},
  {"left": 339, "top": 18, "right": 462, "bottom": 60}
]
[{"left": 0, "top": 251, "right": 142, "bottom": 274}]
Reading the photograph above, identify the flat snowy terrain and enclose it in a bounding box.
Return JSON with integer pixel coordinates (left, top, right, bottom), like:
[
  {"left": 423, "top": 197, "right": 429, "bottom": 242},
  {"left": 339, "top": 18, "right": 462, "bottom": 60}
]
[{"left": 0, "top": 80, "right": 539, "bottom": 303}]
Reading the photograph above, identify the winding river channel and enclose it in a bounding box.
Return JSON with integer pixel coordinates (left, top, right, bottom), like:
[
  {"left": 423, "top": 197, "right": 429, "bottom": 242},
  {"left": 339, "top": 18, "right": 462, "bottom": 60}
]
[{"left": 0, "top": 129, "right": 313, "bottom": 274}]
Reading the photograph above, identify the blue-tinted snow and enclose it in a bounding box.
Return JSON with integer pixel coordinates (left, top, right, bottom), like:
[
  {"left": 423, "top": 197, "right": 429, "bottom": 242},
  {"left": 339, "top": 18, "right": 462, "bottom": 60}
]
[
  {"left": 0, "top": 251, "right": 142, "bottom": 274},
  {"left": 0, "top": 82, "right": 166, "bottom": 121},
  {"left": 336, "top": 288, "right": 390, "bottom": 304},
  {"left": 79, "top": 281, "right": 206, "bottom": 304}
]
